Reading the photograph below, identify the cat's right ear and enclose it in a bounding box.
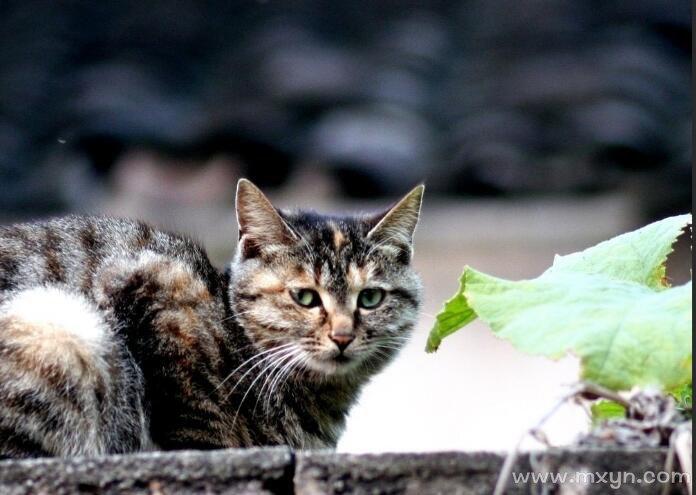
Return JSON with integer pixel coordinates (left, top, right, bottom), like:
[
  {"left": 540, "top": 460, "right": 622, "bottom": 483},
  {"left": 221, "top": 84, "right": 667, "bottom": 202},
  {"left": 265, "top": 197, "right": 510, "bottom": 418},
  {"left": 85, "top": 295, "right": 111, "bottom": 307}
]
[{"left": 235, "top": 179, "right": 298, "bottom": 259}]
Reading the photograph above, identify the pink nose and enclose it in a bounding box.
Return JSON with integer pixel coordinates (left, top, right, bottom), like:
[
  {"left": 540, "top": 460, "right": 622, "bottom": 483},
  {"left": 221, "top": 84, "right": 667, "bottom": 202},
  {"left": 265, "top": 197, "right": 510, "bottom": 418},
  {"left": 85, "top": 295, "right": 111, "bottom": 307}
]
[{"left": 330, "top": 333, "right": 355, "bottom": 352}]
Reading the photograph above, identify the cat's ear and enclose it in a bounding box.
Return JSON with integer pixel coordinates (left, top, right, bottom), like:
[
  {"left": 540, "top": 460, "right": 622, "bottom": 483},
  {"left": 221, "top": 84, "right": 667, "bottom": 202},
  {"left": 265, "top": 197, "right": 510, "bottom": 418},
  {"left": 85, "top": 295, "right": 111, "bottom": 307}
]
[
  {"left": 367, "top": 185, "right": 424, "bottom": 256},
  {"left": 235, "top": 179, "right": 298, "bottom": 258}
]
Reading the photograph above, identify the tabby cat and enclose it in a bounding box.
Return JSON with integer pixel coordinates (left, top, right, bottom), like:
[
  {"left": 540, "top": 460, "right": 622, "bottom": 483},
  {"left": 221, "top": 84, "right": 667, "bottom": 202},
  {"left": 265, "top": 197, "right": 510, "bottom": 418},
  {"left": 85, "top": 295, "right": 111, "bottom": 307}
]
[{"left": 0, "top": 179, "right": 423, "bottom": 458}]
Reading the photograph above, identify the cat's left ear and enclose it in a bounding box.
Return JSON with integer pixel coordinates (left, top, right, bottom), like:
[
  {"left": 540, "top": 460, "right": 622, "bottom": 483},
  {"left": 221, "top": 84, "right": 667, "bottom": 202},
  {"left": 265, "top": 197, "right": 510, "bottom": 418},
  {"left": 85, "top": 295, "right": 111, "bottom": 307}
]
[
  {"left": 367, "top": 185, "right": 424, "bottom": 257},
  {"left": 235, "top": 179, "right": 299, "bottom": 258}
]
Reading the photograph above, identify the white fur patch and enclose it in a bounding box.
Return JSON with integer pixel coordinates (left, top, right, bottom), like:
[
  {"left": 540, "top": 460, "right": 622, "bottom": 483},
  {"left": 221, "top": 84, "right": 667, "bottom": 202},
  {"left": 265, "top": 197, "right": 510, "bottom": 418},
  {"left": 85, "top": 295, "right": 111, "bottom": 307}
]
[{"left": 1, "top": 286, "right": 107, "bottom": 351}]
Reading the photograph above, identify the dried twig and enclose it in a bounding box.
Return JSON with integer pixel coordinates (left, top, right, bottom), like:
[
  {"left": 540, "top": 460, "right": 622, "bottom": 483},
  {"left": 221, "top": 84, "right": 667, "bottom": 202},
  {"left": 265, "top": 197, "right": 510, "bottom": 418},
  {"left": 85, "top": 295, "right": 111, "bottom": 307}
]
[
  {"left": 493, "top": 381, "right": 684, "bottom": 495},
  {"left": 492, "top": 382, "right": 588, "bottom": 495}
]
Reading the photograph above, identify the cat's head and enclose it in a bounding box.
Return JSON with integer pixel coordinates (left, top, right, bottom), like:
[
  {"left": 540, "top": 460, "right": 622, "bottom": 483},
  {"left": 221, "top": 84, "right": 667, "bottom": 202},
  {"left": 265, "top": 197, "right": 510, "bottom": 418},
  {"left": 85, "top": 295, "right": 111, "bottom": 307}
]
[{"left": 228, "top": 179, "right": 423, "bottom": 379}]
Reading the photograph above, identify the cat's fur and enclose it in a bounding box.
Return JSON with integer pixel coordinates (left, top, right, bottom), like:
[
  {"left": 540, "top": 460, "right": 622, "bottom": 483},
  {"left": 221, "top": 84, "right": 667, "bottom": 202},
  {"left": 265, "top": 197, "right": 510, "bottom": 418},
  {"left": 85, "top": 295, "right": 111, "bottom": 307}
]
[{"left": 0, "top": 179, "right": 423, "bottom": 458}]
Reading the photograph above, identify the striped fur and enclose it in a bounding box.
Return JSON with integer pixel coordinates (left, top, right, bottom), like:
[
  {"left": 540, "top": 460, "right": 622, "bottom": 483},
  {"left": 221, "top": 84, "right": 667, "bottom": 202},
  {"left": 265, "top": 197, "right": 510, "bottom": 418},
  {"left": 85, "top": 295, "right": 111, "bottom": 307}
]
[{"left": 0, "top": 180, "right": 423, "bottom": 458}]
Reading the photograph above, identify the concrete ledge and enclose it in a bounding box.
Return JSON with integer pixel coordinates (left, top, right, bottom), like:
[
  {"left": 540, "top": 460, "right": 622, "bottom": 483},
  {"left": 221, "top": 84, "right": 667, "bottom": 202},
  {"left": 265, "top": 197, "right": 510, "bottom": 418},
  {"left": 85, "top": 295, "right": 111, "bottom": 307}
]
[
  {"left": 295, "top": 451, "right": 531, "bottom": 495},
  {"left": 296, "top": 449, "right": 688, "bottom": 495},
  {"left": 0, "top": 447, "right": 293, "bottom": 495},
  {"left": 0, "top": 448, "right": 688, "bottom": 494}
]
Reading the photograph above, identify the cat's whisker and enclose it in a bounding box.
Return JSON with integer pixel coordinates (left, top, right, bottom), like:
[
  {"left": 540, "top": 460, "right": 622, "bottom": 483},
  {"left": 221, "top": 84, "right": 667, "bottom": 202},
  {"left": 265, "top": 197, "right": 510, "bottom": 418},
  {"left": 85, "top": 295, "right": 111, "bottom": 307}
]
[
  {"left": 264, "top": 352, "right": 308, "bottom": 411},
  {"left": 265, "top": 353, "right": 304, "bottom": 408},
  {"left": 370, "top": 348, "right": 392, "bottom": 359},
  {"left": 215, "top": 342, "right": 295, "bottom": 391},
  {"left": 371, "top": 342, "right": 409, "bottom": 350},
  {"left": 247, "top": 348, "right": 302, "bottom": 418},
  {"left": 282, "top": 354, "right": 311, "bottom": 394},
  {"left": 370, "top": 342, "right": 405, "bottom": 352},
  {"left": 218, "top": 307, "right": 266, "bottom": 324},
  {"left": 219, "top": 310, "right": 254, "bottom": 323},
  {"left": 220, "top": 340, "right": 275, "bottom": 357},
  {"left": 375, "top": 341, "right": 409, "bottom": 348},
  {"left": 370, "top": 338, "right": 410, "bottom": 348},
  {"left": 380, "top": 334, "right": 411, "bottom": 338},
  {"left": 229, "top": 347, "right": 303, "bottom": 428},
  {"left": 356, "top": 351, "right": 388, "bottom": 376},
  {"left": 372, "top": 339, "right": 405, "bottom": 347},
  {"left": 271, "top": 352, "right": 310, "bottom": 406},
  {"left": 252, "top": 349, "right": 302, "bottom": 415},
  {"left": 214, "top": 343, "right": 296, "bottom": 394},
  {"left": 374, "top": 335, "right": 411, "bottom": 342},
  {"left": 369, "top": 348, "right": 400, "bottom": 368},
  {"left": 223, "top": 338, "right": 295, "bottom": 358},
  {"left": 221, "top": 346, "right": 299, "bottom": 402},
  {"left": 374, "top": 348, "right": 401, "bottom": 355},
  {"left": 228, "top": 349, "right": 297, "bottom": 410}
]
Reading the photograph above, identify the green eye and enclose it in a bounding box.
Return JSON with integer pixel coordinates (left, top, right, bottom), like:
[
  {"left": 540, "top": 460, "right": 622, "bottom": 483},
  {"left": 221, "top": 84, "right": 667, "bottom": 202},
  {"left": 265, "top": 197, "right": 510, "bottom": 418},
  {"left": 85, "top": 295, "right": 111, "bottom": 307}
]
[
  {"left": 291, "top": 289, "right": 322, "bottom": 308},
  {"left": 358, "top": 288, "right": 385, "bottom": 309}
]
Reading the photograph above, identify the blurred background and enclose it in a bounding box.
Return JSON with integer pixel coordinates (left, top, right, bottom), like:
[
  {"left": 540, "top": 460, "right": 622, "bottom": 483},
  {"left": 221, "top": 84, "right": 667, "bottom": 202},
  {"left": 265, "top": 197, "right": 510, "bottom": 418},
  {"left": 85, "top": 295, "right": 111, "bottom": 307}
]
[{"left": 0, "top": 0, "right": 691, "bottom": 452}]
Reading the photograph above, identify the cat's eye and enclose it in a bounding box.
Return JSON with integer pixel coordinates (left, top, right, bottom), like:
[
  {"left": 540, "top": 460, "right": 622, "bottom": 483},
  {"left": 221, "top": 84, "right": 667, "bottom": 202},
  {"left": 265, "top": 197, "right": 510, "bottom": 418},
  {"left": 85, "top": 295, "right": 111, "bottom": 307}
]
[
  {"left": 358, "top": 288, "right": 385, "bottom": 309},
  {"left": 290, "top": 288, "right": 322, "bottom": 308}
]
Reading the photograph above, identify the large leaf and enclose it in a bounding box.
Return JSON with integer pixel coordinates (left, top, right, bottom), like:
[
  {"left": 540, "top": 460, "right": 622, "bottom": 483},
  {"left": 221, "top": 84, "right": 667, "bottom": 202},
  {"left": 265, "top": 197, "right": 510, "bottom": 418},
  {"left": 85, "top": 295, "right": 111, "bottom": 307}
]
[
  {"left": 426, "top": 214, "right": 692, "bottom": 392},
  {"left": 545, "top": 213, "right": 691, "bottom": 289}
]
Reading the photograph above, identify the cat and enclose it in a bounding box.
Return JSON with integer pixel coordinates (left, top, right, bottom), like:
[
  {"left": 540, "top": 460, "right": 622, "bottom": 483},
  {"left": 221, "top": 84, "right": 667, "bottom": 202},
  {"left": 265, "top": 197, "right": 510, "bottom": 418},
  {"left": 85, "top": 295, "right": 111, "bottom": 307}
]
[{"left": 0, "top": 179, "right": 424, "bottom": 458}]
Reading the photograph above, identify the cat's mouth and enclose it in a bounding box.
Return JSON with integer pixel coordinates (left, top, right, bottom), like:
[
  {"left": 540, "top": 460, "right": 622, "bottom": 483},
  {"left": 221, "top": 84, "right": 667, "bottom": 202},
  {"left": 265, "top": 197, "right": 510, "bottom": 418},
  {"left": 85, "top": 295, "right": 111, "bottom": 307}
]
[
  {"left": 333, "top": 354, "right": 351, "bottom": 365},
  {"left": 304, "top": 349, "right": 361, "bottom": 375}
]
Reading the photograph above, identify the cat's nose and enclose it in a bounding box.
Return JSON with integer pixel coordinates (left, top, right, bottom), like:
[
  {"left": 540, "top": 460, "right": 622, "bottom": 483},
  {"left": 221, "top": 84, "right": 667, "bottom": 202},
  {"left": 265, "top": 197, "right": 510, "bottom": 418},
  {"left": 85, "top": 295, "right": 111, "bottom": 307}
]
[
  {"left": 329, "top": 313, "right": 354, "bottom": 352},
  {"left": 329, "top": 333, "right": 355, "bottom": 352}
]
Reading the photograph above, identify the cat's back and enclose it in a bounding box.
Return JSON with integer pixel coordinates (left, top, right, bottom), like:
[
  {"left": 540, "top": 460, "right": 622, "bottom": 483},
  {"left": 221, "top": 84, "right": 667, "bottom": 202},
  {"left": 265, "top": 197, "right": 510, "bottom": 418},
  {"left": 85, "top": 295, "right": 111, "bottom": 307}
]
[{"left": 0, "top": 215, "right": 215, "bottom": 300}]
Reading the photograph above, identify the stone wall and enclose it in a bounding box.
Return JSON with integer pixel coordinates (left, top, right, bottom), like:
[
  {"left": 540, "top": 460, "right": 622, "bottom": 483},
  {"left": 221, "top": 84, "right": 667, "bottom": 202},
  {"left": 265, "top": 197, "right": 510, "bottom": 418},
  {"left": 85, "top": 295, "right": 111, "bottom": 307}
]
[{"left": 0, "top": 448, "right": 688, "bottom": 494}]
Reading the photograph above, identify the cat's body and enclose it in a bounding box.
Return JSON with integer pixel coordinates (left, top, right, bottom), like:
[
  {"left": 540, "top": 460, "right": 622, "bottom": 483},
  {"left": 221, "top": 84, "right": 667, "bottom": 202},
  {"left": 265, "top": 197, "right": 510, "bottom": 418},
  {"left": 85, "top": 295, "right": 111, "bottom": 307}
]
[{"left": 0, "top": 180, "right": 423, "bottom": 458}]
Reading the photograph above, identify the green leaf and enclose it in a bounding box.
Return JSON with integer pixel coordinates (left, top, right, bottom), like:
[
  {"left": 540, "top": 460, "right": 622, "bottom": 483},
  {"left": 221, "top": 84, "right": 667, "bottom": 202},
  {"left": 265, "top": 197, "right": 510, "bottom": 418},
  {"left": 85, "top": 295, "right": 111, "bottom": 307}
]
[
  {"left": 591, "top": 400, "right": 627, "bottom": 425},
  {"left": 426, "top": 214, "right": 692, "bottom": 391},
  {"left": 545, "top": 213, "right": 691, "bottom": 290},
  {"left": 425, "top": 274, "right": 476, "bottom": 352}
]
